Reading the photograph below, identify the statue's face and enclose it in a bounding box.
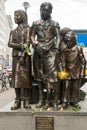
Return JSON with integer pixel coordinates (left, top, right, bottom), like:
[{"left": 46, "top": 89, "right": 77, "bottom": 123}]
[
  {"left": 64, "top": 31, "right": 76, "bottom": 42},
  {"left": 41, "top": 5, "right": 51, "bottom": 20},
  {"left": 14, "top": 12, "right": 22, "bottom": 24}
]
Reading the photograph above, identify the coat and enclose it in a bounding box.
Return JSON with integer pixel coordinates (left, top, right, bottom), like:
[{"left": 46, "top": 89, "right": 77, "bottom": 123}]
[{"left": 8, "top": 25, "right": 32, "bottom": 88}]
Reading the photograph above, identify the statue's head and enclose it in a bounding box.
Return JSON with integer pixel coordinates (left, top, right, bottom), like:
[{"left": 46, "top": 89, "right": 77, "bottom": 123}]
[
  {"left": 60, "top": 27, "right": 77, "bottom": 48},
  {"left": 40, "top": 2, "right": 53, "bottom": 20},
  {"left": 14, "top": 10, "right": 28, "bottom": 25}
]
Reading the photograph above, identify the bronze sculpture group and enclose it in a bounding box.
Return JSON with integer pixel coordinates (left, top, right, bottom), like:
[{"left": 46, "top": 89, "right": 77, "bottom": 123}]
[{"left": 8, "top": 2, "right": 86, "bottom": 111}]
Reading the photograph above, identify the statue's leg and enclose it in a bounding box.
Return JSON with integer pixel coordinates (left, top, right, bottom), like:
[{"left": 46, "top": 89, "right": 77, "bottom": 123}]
[
  {"left": 58, "top": 80, "right": 63, "bottom": 105},
  {"left": 43, "top": 81, "right": 52, "bottom": 110},
  {"left": 70, "top": 79, "right": 81, "bottom": 109},
  {"left": 36, "top": 81, "right": 44, "bottom": 108},
  {"left": 62, "top": 80, "right": 69, "bottom": 109},
  {"left": 43, "top": 87, "right": 51, "bottom": 109},
  {"left": 23, "top": 88, "right": 31, "bottom": 109},
  {"left": 11, "top": 88, "right": 21, "bottom": 110},
  {"left": 53, "top": 88, "right": 58, "bottom": 111}
]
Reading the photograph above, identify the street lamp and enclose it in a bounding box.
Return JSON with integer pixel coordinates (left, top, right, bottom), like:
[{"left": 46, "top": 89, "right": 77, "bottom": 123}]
[{"left": 22, "top": 1, "right": 30, "bottom": 13}]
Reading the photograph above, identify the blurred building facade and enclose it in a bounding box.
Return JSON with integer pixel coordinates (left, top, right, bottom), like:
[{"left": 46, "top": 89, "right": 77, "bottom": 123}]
[{"left": 0, "top": 0, "right": 13, "bottom": 69}]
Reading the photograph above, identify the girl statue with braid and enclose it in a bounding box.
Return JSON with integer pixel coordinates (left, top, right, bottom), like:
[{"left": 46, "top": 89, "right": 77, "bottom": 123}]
[{"left": 8, "top": 10, "right": 32, "bottom": 110}]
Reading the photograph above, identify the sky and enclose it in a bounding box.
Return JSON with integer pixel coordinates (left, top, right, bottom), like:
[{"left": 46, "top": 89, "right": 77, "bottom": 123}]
[{"left": 5, "top": 0, "right": 87, "bottom": 29}]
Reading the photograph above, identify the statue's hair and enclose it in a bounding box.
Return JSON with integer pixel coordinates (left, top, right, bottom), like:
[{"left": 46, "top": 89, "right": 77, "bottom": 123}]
[
  {"left": 60, "top": 27, "right": 71, "bottom": 37},
  {"left": 14, "top": 10, "right": 28, "bottom": 24},
  {"left": 60, "top": 27, "right": 77, "bottom": 47},
  {"left": 40, "top": 2, "right": 53, "bottom": 13}
]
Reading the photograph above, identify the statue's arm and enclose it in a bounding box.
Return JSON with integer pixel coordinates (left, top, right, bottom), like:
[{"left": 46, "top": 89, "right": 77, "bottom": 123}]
[
  {"left": 8, "top": 31, "right": 23, "bottom": 50},
  {"left": 55, "top": 25, "right": 61, "bottom": 49},
  {"left": 21, "top": 27, "right": 31, "bottom": 58},
  {"left": 79, "top": 47, "right": 86, "bottom": 77},
  {"left": 31, "top": 22, "right": 38, "bottom": 45}
]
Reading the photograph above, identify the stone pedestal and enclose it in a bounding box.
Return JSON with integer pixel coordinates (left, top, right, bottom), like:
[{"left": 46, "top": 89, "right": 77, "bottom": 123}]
[{"left": 0, "top": 111, "right": 87, "bottom": 130}]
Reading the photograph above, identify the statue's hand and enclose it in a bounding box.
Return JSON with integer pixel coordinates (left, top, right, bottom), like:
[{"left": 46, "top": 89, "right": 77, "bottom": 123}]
[
  {"left": 53, "top": 48, "right": 59, "bottom": 56},
  {"left": 20, "top": 44, "right": 24, "bottom": 51},
  {"left": 33, "top": 40, "right": 38, "bottom": 47},
  {"left": 19, "top": 57, "right": 25, "bottom": 65},
  {"left": 36, "top": 44, "right": 42, "bottom": 54},
  {"left": 34, "top": 40, "right": 38, "bottom": 45}
]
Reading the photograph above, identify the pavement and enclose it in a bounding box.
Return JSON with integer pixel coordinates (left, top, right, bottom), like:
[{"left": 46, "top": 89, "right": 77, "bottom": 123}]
[
  {"left": 0, "top": 82, "right": 87, "bottom": 112},
  {"left": 0, "top": 88, "right": 15, "bottom": 108}
]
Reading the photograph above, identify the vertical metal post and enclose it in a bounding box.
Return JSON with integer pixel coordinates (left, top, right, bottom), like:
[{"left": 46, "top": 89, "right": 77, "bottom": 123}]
[{"left": 22, "top": 1, "right": 30, "bottom": 13}]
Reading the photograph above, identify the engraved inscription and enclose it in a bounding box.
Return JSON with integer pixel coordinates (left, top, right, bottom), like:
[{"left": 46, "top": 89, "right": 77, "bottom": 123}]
[{"left": 35, "top": 117, "right": 54, "bottom": 130}]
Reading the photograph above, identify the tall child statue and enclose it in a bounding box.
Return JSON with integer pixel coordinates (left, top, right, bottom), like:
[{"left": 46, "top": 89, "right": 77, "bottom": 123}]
[
  {"left": 8, "top": 10, "right": 32, "bottom": 110},
  {"left": 31, "top": 2, "right": 62, "bottom": 110}
]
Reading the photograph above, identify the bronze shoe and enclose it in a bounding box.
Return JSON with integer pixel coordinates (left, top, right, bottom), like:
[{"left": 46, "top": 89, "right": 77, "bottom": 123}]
[
  {"left": 36, "top": 99, "right": 44, "bottom": 108},
  {"left": 70, "top": 102, "right": 81, "bottom": 109},
  {"left": 62, "top": 102, "right": 68, "bottom": 109},
  {"left": 11, "top": 100, "right": 21, "bottom": 110},
  {"left": 43, "top": 101, "right": 49, "bottom": 110},
  {"left": 23, "top": 100, "right": 31, "bottom": 109},
  {"left": 53, "top": 103, "right": 58, "bottom": 111},
  {"left": 36, "top": 104, "right": 43, "bottom": 108}
]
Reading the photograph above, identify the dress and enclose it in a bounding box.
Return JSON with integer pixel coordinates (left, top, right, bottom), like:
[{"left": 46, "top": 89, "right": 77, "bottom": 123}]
[{"left": 8, "top": 25, "right": 32, "bottom": 88}]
